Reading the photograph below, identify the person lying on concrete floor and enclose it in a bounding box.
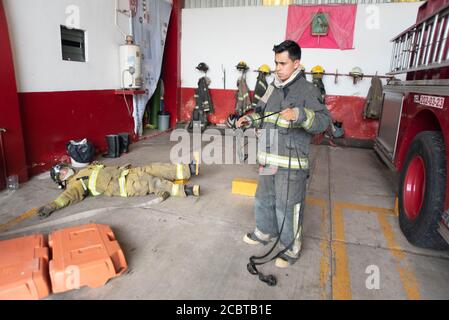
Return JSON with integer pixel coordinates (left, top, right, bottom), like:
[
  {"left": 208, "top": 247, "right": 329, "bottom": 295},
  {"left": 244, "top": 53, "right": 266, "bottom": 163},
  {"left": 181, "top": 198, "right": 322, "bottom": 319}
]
[{"left": 37, "top": 161, "right": 200, "bottom": 218}]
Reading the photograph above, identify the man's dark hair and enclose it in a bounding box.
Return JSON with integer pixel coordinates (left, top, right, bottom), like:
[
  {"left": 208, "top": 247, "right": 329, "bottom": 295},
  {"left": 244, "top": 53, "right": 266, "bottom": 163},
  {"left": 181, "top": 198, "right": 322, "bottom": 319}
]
[{"left": 273, "top": 40, "right": 302, "bottom": 62}]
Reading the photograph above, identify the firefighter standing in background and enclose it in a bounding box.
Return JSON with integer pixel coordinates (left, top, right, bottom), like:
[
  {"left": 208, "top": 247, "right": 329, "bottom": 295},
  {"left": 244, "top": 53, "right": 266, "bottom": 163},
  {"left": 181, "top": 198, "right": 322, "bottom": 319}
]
[
  {"left": 252, "top": 64, "right": 271, "bottom": 110},
  {"left": 188, "top": 62, "right": 214, "bottom": 132},
  {"left": 37, "top": 161, "right": 200, "bottom": 218},
  {"left": 235, "top": 61, "right": 253, "bottom": 116},
  {"left": 310, "top": 65, "right": 345, "bottom": 143},
  {"left": 195, "top": 62, "right": 214, "bottom": 115},
  {"left": 311, "top": 65, "right": 326, "bottom": 102},
  {"left": 236, "top": 40, "right": 331, "bottom": 268}
]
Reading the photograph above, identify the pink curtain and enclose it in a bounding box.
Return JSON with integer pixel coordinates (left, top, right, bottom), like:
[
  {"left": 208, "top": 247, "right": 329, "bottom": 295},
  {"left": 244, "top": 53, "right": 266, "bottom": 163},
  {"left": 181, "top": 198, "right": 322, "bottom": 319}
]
[{"left": 286, "top": 5, "right": 357, "bottom": 50}]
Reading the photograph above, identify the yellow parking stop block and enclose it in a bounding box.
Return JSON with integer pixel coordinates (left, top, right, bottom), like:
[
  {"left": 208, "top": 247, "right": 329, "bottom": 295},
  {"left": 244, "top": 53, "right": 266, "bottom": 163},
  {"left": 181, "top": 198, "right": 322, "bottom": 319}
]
[{"left": 232, "top": 178, "right": 258, "bottom": 197}]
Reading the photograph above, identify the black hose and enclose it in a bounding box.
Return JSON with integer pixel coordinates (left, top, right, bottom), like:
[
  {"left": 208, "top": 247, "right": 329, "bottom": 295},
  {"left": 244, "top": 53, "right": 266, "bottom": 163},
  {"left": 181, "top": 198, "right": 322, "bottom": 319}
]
[
  {"left": 247, "top": 121, "right": 293, "bottom": 287},
  {"left": 247, "top": 113, "right": 306, "bottom": 286}
]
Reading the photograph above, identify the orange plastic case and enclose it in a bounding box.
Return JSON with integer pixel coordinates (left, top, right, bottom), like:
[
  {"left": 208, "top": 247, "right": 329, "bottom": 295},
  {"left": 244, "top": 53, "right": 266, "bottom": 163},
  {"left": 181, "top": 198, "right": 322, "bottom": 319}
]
[
  {"left": 0, "top": 234, "right": 51, "bottom": 300},
  {"left": 48, "top": 224, "right": 127, "bottom": 293}
]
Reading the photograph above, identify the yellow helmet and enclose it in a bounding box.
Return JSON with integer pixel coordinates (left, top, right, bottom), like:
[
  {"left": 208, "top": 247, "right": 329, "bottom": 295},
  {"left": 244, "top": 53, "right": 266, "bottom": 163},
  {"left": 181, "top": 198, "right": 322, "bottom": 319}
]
[
  {"left": 258, "top": 64, "right": 271, "bottom": 74},
  {"left": 311, "top": 65, "right": 325, "bottom": 74}
]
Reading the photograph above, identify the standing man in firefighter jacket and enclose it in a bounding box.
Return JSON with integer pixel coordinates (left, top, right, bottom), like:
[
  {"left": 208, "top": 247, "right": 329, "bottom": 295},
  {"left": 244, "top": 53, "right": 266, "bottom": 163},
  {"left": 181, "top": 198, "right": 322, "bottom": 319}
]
[
  {"left": 37, "top": 161, "right": 200, "bottom": 218},
  {"left": 236, "top": 40, "right": 331, "bottom": 268}
]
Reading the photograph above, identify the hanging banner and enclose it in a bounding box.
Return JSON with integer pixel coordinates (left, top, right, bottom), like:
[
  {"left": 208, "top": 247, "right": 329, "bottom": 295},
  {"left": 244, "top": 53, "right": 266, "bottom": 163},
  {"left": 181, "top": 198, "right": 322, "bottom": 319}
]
[
  {"left": 132, "top": 0, "right": 172, "bottom": 135},
  {"left": 285, "top": 4, "right": 357, "bottom": 50}
]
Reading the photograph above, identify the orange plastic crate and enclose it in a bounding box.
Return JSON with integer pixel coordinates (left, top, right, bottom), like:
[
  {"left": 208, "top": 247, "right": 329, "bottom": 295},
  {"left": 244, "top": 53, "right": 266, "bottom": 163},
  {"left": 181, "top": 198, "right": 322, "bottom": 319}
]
[
  {"left": 0, "top": 234, "right": 51, "bottom": 300},
  {"left": 49, "top": 224, "right": 127, "bottom": 294}
]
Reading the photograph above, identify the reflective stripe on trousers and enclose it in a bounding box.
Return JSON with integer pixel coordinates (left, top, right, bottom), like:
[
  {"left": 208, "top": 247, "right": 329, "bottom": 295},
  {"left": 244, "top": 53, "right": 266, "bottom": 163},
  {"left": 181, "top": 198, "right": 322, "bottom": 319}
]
[
  {"left": 171, "top": 183, "right": 184, "bottom": 197},
  {"left": 176, "top": 164, "right": 185, "bottom": 180},
  {"left": 253, "top": 170, "right": 307, "bottom": 259},
  {"left": 119, "top": 169, "right": 130, "bottom": 197},
  {"left": 88, "top": 165, "right": 104, "bottom": 196}
]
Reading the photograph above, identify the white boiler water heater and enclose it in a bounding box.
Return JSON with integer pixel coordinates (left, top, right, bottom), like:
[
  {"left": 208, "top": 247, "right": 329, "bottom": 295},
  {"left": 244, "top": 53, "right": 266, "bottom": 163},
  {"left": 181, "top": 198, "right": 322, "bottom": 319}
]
[{"left": 119, "top": 43, "right": 142, "bottom": 89}]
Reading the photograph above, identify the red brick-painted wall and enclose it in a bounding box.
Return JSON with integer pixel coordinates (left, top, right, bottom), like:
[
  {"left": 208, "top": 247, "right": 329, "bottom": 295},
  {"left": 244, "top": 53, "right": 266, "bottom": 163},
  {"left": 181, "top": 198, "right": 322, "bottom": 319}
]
[
  {"left": 0, "top": 0, "right": 28, "bottom": 186},
  {"left": 1, "top": 0, "right": 183, "bottom": 184},
  {"left": 19, "top": 90, "right": 135, "bottom": 176},
  {"left": 180, "top": 87, "right": 379, "bottom": 140}
]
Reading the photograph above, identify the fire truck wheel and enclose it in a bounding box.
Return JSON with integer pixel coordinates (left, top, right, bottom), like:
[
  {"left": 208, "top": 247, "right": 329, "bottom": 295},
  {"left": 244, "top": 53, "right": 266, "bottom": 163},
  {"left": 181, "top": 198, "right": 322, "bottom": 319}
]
[{"left": 399, "top": 131, "right": 449, "bottom": 250}]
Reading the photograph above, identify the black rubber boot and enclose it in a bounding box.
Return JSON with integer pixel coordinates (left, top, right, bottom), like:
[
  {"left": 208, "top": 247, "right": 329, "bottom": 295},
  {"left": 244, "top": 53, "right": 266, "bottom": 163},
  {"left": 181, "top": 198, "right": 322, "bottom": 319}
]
[
  {"left": 118, "top": 132, "right": 130, "bottom": 154},
  {"left": 189, "top": 161, "right": 199, "bottom": 176},
  {"left": 185, "top": 185, "right": 200, "bottom": 197},
  {"left": 189, "top": 152, "right": 200, "bottom": 176},
  {"left": 103, "top": 135, "right": 120, "bottom": 158}
]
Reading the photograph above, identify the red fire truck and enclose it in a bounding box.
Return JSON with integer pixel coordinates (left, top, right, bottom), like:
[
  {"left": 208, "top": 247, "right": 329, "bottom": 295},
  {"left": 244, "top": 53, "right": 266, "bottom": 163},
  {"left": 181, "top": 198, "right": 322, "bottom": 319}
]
[{"left": 375, "top": 0, "right": 449, "bottom": 250}]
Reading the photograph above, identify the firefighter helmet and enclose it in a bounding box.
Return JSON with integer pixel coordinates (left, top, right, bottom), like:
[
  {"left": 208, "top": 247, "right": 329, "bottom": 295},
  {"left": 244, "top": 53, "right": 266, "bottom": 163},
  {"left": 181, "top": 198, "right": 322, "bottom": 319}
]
[
  {"left": 196, "top": 62, "right": 209, "bottom": 72},
  {"left": 236, "top": 61, "right": 249, "bottom": 71},
  {"left": 50, "top": 163, "right": 74, "bottom": 189},
  {"left": 311, "top": 65, "right": 325, "bottom": 74},
  {"left": 258, "top": 64, "right": 271, "bottom": 74},
  {"left": 349, "top": 66, "right": 364, "bottom": 77}
]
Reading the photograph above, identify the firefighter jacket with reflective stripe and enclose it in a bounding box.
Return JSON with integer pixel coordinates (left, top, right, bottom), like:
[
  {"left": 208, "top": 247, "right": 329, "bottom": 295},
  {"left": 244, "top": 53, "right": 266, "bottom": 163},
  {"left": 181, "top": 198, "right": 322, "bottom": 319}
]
[
  {"left": 247, "top": 72, "right": 332, "bottom": 170},
  {"left": 48, "top": 163, "right": 191, "bottom": 212},
  {"left": 252, "top": 73, "right": 268, "bottom": 109},
  {"left": 235, "top": 75, "right": 252, "bottom": 116},
  {"left": 195, "top": 77, "right": 214, "bottom": 114}
]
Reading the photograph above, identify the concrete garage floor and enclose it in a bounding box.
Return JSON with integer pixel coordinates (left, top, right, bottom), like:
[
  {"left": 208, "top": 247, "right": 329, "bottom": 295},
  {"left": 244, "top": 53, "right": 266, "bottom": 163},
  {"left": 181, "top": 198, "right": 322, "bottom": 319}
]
[{"left": 1, "top": 131, "right": 449, "bottom": 300}]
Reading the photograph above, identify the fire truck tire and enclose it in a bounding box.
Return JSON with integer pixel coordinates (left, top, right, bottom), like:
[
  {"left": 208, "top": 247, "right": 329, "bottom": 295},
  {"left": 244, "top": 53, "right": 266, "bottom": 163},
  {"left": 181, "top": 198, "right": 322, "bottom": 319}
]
[{"left": 399, "top": 131, "right": 449, "bottom": 250}]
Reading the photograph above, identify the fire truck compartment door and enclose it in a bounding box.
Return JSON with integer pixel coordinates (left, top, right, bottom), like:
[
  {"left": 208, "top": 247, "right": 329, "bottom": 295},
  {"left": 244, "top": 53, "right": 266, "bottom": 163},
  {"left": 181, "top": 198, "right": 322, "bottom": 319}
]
[{"left": 376, "top": 91, "right": 404, "bottom": 161}]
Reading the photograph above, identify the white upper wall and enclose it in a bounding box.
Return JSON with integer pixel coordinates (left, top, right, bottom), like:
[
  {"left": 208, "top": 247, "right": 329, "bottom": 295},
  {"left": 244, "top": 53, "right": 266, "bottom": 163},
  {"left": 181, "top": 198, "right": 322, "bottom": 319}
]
[
  {"left": 4, "top": 0, "right": 131, "bottom": 93},
  {"left": 181, "top": 3, "right": 423, "bottom": 96}
]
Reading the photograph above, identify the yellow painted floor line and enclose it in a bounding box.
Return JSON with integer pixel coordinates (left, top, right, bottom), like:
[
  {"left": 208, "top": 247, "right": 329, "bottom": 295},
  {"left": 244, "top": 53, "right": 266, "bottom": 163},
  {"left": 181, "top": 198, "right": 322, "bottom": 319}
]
[
  {"left": 332, "top": 203, "right": 352, "bottom": 300},
  {"left": 377, "top": 213, "right": 421, "bottom": 300},
  {"left": 334, "top": 201, "right": 396, "bottom": 216},
  {"left": 306, "top": 197, "right": 331, "bottom": 299},
  {"left": 0, "top": 208, "right": 38, "bottom": 232},
  {"left": 1, "top": 196, "right": 415, "bottom": 301}
]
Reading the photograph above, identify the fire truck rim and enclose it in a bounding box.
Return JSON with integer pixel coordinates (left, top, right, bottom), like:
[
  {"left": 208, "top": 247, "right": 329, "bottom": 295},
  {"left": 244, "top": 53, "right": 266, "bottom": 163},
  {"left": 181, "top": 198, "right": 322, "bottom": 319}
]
[{"left": 403, "top": 155, "right": 426, "bottom": 221}]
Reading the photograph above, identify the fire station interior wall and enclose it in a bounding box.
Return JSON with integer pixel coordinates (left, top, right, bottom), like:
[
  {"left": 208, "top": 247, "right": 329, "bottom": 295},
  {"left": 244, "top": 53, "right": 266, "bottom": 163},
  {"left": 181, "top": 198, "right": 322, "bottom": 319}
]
[
  {"left": 179, "top": 3, "right": 422, "bottom": 138},
  {"left": 3, "top": 0, "right": 136, "bottom": 176},
  {"left": 0, "top": 0, "right": 28, "bottom": 185},
  {"left": 4, "top": 0, "right": 131, "bottom": 92},
  {"left": 181, "top": 3, "right": 422, "bottom": 95}
]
